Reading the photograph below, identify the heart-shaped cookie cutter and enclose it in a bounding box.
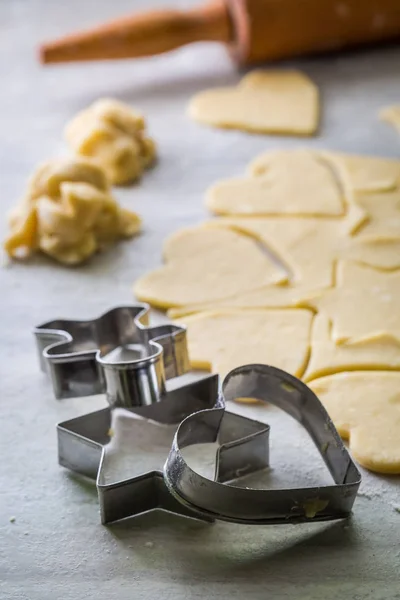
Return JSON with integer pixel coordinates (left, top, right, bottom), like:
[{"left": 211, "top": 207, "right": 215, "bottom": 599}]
[{"left": 164, "top": 364, "right": 361, "bottom": 524}]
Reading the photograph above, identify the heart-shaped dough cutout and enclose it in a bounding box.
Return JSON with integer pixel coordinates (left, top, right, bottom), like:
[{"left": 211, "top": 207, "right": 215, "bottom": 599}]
[
  {"left": 134, "top": 226, "right": 286, "bottom": 309},
  {"left": 310, "top": 372, "right": 400, "bottom": 474},
  {"left": 206, "top": 150, "right": 344, "bottom": 217},
  {"left": 188, "top": 70, "right": 318, "bottom": 136}
]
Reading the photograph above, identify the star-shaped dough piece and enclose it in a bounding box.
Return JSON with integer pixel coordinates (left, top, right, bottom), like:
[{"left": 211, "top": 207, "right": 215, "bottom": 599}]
[
  {"left": 309, "top": 261, "right": 400, "bottom": 345},
  {"left": 206, "top": 150, "right": 344, "bottom": 217},
  {"left": 175, "top": 309, "right": 313, "bottom": 380},
  {"left": 134, "top": 226, "right": 286, "bottom": 309},
  {"left": 310, "top": 372, "right": 400, "bottom": 474},
  {"left": 188, "top": 70, "right": 319, "bottom": 136},
  {"left": 303, "top": 314, "right": 400, "bottom": 382}
]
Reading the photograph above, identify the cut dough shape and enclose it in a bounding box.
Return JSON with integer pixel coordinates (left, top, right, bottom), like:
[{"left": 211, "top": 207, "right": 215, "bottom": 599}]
[
  {"left": 353, "top": 189, "right": 400, "bottom": 237},
  {"left": 319, "top": 152, "right": 400, "bottom": 193},
  {"left": 167, "top": 284, "right": 316, "bottom": 319},
  {"left": 310, "top": 372, "right": 400, "bottom": 474},
  {"left": 4, "top": 158, "right": 141, "bottom": 265},
  {"left": 304, "top": 314, "right": 400, "bottom": 382},
  {"left": 175, "top": 309, "right": 313, "bottom": 380},
  {"left": 380, "top": 105, "right": 400, "bottom": 134},
  {"left": 188, "top": 70, "right": 319, "bottom": 136},
  {"left": 167, "top": 208, "right": 400, "bottom": 318},
  {"left": 207, "top": 216, "right": 400, "bottom": 291},
  {"left": 134, "top": 226, "right": 286, "bottom": 309},
  {"left": 65, "top": 98, "right": 156, "bottom": 185},
  {"left": 206, "top": 150, "right": 344, "bottom": 217},
  {"left": 309, "top": 261, "right": 400, "bottom": 345},
  {"left": 250, "top": 150, "right": 400, "bottom": 193}
]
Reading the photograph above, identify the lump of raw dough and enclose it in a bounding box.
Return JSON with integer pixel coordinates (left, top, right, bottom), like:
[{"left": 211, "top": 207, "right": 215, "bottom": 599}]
[
  {"left": 188, "top": 70, "right": 319, "bottom": 136},
  {"left": 65, "top": 98, "right": 156, "bottom": 185},
  {"left": 4, "top": 158, "right": 141, "bottom": 265},
  {"left": 310, "top": 372, "right": 400, "bottom": 474}
]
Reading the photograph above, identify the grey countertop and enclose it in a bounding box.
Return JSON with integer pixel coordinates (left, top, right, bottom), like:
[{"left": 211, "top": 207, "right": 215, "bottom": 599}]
[{"left": 1, "top": 1, "right": 400, "bottom": 599}]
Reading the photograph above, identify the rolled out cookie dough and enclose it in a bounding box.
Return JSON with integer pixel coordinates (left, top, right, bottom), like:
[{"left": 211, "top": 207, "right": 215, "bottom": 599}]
[
  {"left": 310, "top": 372, "right": 400, "bottom": 474},
  {"left": 206, "top": 150, "right": 344, "bottom": 217},
  {"left": 175, "top": 309, "right": 313, "bottom": 381},
  {"left": 188, "top": 70, "right": 319, "bottom": 136},
  {"left": 134, "top": 226, "right": 286, "bottom": 309}
]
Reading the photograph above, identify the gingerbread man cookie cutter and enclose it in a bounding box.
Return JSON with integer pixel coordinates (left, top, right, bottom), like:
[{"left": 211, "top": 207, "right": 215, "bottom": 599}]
[{"left": 34, "top": 304, "right": 189, "bottom": 406}]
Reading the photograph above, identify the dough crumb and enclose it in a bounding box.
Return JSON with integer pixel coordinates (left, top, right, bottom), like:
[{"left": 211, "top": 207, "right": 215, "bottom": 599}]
[
  {"left": 65, "top": 98, "right": 156, "bottom": 185},
  {"left": 144, "top": 541, "right": 154, "bottom": 548},
  {"left": 4, "top": 158, "right": 141, "bottom": 265},
  {"left": 188, "top": 70, "right": 319, "bottom": 136}
]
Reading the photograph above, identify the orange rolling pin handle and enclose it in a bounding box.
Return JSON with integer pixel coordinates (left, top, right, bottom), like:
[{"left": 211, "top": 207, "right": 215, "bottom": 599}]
[{"left": 39, "top": 0, "right": 232, "bottom": 64}]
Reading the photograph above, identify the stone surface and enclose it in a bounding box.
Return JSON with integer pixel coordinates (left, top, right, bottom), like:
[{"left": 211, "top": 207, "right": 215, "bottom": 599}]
[{"left": 1, "top": 1, "right": 400, "bottom": 599}]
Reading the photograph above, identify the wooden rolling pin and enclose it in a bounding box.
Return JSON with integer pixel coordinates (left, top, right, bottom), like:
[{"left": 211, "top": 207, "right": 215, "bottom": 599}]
[{"left": 40, "top": 0, "right": 400, "bottom": 66}]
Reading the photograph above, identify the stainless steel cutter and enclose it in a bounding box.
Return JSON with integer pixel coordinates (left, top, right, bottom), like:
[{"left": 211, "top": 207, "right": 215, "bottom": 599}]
[{"left": 35, "top": 304, "right": 361, "bottom": 527}]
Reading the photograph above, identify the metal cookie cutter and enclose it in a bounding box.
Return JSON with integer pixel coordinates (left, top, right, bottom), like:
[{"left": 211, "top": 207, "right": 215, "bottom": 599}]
[
  {"left": 165, "top": 364, "right": 361, "bottom": 524},
  {"left": 34, "top": 304, "right": 190, "bottom": 406},
  {"left": 56, "top": 374, "right": 270, "bottom": 524}
]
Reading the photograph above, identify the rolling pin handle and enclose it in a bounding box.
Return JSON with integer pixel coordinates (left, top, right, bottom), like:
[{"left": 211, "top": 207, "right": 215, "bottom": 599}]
[{"left": 40, "top": 1, "right": 232, "bottom": 64}]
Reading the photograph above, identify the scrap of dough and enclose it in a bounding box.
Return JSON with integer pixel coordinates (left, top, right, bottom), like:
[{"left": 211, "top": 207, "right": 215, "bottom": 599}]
[
  {"left": 308, "top": 261, "right": 400, "bottom": 345},
  {"left": 304, "top": 314, "right": 400, "bottom": 382},
  {"left": 310, "top": 372, "right": 400, "bottom": 474},
  {"left": 206, "top": 150, "right": 344, "bottom": 217},
  {"left": 188, "top": 70, "right": 319, "bottom": 136},
  {"left": 380, "top": 105, "right": 400, "bottom": 133},
  {"left": 250, "top": 150, "right": 400, "bottom": 193},
  {"left": 353, "top": 188, "right": 400, "bottom": 237},
  {"left": 175, "top": 309, "right": 313, "bottom": 381},
  {"left": 4, "top": 158, "right": 141, "bottom": 265},
  {"left": 65, "top": 98, "right": 156, "bottom": 185},
  {"left": 134, "top": 226, "right": 286, "bottom": 309}
]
